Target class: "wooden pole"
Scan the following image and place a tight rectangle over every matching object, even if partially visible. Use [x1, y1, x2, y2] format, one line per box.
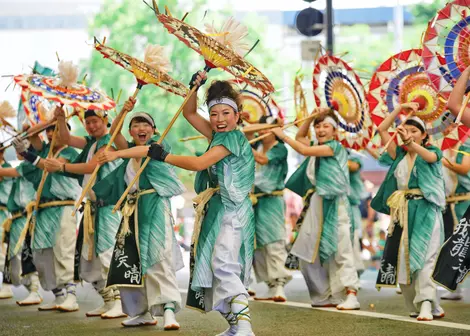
[456, 93, 470, 124]
[73, 86, 141, 213]
[380, 112, 415, 155]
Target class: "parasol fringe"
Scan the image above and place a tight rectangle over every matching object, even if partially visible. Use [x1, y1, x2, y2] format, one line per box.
[38, 101, 53, 121]
[0, 101, 16, 119]
[205, 17, 250, 56]
[58, 60, 79, 88]
[144, 44, 172, 73]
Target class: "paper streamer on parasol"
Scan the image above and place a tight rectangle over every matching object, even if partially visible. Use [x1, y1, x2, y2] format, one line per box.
[154, 6, 275, 93]
[20, 90, 52, 126]
[94, 38, 188, 98]
[294, 74, 311, 139]
[422, 0, 470, 101]
[312, 54, 373, 150]
[368, 48, 469, 150]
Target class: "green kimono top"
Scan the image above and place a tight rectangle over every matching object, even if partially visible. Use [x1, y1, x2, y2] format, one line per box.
[371, 145, 445, 274]
[93, 135, 185, 274]
[7, 174, 36, 259]
[192, 130, 255, 291]
[348, 157, 364, 206]
[253, 141, 288, 247]
[454, 143, 470, 220]
[64, 134, 122, 254]
[17, 142, 80, 249]
[0, 161, 13, 243]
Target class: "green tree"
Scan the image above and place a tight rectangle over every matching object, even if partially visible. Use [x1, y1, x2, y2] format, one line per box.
[410, 0, 447, 24]
[80, 0, 296, 185]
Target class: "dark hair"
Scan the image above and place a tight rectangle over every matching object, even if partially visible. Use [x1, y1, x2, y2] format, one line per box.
[129, 116, 155, 129]
[314, 110, 339, 127]
[258, 115, 280, 125]
[404, 119, 429, 145]
[205, 80, 243, 124]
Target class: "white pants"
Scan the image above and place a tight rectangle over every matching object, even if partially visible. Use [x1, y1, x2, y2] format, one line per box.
[205, 213, 248, 313]
[33, 206, 76, 291]
[300, 258, 330, 304]
[80, 246, 113, 286]
[254, 240, 292, 284]
[9, 252, 35, 288]
[353, 229, 365, 273]
[399, 215, 441, 306]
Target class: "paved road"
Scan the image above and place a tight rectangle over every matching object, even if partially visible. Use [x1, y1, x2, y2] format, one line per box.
[1, 253, 470, 336]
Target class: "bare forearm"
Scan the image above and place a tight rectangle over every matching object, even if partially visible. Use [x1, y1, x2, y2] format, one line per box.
[448, 69, 470, 118]
[378, 105, 402, 132]
[445, 162, 470, 175]
[408, 142, 437, 163]
[182, 91, 198, 119]
[0, 168, 20, 177]
[165, 154, 206, 171]
[58, 118, 70, 144]
[64, 162, 96, 175]
[252, 150, 268, 165]
[29, 135, 43, 152]
[295, 118, 313, 143]
[115, 146, 149, 159]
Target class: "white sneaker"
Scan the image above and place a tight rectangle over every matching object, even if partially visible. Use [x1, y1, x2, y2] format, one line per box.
[0, 284, 13, 299]
[216, 325, 237, 336]
[101, 299, 127, 319]
[38, 295, 65, 311]
[441, 289, 463, 301]
[17, 291, 42, 306]
[57, 293, 79, 312]
[254, 286, 275, 301]
[417, 301, 433, 321]
[235, 320, 255, 336]
[164, 308, 180, 330]
[121, 312, 157, 327]
[272, 285, 286, 303]
[336, 291, 360, 310]
[410, 305, 444, 319]
[311, 298, 338, 308]
[86, 300, 115, 317]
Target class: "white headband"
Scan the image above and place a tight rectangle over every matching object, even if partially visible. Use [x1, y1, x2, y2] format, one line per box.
[407, 116, 426, 131]
[131, 112, 155, 128]
[323, 116, 338, 129]
[207, 97, 239, 112]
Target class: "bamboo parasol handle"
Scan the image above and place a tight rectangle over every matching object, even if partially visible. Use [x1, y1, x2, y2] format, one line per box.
[34, 110, 62, 211]
[380, 112, 415, 155]
[249, 112, 320, 144]
[456, 93, 470, 124]
[73, 86, 141, 213]
[112, 73, 207, 213]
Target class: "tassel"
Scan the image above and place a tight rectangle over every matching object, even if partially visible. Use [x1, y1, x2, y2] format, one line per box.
[58, 60, 79, 87]
[0, 101, 16, 119]
[205, 17, 250, 56]
[144, 45, 172, 73]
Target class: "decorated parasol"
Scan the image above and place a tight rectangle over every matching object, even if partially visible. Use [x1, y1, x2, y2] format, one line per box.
[14, 60, 117, 211]
[112, 3, 275, 213]
[422, 0, 470, 119]
[74, 39, 190, 212]
[294, 74, 311, 139]
[312, 53, 373, 150]
[367, 48, 469, 151]
[19, 90, 53, 126]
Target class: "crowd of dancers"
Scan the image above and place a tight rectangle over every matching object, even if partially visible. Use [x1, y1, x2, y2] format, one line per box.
[0, 65, 469, 336]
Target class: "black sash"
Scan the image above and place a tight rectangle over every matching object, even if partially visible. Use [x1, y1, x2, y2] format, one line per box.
[432, 206, 470, 291]
[3, 231, 36, 284]
[285, 189, 315, 270]
[3, 232, 11, 284]
[376, 224, 403, 288]
[442, 204, 456, 241]
[74, 217, 84, 281]
[106, 215, 142, 287]
[186, 243, 206, 312]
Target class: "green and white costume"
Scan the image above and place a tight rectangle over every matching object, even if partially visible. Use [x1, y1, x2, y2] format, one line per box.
[287, 140, 359, 304]
[65, 134, 121, 291]
[0, 161, 13, 274]
[189, 130, 255, 313]
[252, 141, 291, 285]
[3, 173, 37, 287]
[348, 156, 365, 273]
[371, 146, 445, 306]
[94, 135, 185, 317]
[17, 143, 80, 291]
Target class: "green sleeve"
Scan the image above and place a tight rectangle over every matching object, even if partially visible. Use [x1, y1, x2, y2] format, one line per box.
[349, 157, 362, 168]
[92, 160, 128, 205]
[267, 143, 288, 164]
[324, 140, 341, 156]
[16, 161, 42, 189]
[210, 131, 242, 157]
[58, 147, 79, 162]
[285, 158, 314, 197]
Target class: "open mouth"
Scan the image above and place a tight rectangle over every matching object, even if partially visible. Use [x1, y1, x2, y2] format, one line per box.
[138, 133, 147, 142]
[216, 125, 227, 131]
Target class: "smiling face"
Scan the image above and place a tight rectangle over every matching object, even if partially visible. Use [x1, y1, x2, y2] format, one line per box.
[129, 120, 154, 145]
[85, 116, 107, 138]
[314, 120, 336, 144]
[209, 104, 240, 133]
[46, 128, 54, 143]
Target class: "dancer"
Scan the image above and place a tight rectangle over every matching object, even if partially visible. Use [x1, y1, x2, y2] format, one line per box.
[448, 65, 470, 127]
[348, 156, 366, 277]
[248, 116, 291, 302]
[440, 142, 470, 300]
[371, 102, 445, 321]
[10, 120, 81, 312]
[0, 148, 40, 306]
[44, 107, 125, 319]
[95, 99, 185, 330]
[96, 74, 255, 336]
[0, 147, 14, 299]
[272, 108, 361, 310]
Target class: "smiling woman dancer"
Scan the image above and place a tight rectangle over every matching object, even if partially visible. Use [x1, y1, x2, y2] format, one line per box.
[271, 109, 361, 311]
[371, 102, 445, 321]
[95, 99, 185, 330]
[97, 73, 255, 336]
